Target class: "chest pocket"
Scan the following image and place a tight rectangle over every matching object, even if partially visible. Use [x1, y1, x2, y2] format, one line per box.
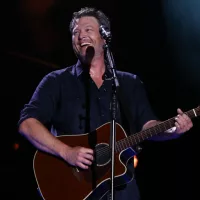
[53, 77, 88, 134]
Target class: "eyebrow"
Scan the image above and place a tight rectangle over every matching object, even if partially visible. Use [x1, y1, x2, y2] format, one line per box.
[74, 24, 94, 29]
[73, 25, 94, 34]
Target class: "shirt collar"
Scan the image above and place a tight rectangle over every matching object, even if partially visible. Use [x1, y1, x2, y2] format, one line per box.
[74, 59, 113, 79]
[74, 60, 84, 77]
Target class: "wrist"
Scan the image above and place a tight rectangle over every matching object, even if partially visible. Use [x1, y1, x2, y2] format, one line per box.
[59, 144, 72, 160]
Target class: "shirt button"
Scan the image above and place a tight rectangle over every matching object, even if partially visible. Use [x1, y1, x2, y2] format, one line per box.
[101, 113, 104, 117]
[104, 88, 107, 92]
[98, 97, 101, 100]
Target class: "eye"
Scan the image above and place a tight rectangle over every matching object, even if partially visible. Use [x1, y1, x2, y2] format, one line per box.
[73, 30, 79, 35]
[86, 28, 92, 32]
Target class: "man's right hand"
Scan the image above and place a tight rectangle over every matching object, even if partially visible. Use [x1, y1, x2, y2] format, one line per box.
[63, 146, 94, 169]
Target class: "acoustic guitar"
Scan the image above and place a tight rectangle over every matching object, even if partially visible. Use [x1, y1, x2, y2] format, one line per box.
[33, 106, 200, 200]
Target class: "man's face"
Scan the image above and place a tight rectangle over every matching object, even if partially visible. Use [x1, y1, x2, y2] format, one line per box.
[72, 16, 105, 59]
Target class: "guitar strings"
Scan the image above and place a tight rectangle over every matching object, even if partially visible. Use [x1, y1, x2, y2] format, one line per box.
[94, 107, 200, 160]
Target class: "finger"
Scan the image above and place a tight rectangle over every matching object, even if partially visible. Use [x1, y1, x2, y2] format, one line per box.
[181, 113, 193, 126]
[175, 115, 183, 127]
[80, 157, 93, 166]
[181, 113, 190, 121]
[84, 153, 94, 161]
[175, 114, 187, 126]
[77, 152, 93, 163]
[178, 114, 193, 129]
[177, 108, 184, 115]
[175, 109, 193, 132]
[175, 122, 182, 133]
[81, 147, 94, 155]
[77, 162, 89, 169]
[175, 121, 180, 130]
[175, 117, 191, 132]
[177, 108, 192, 121]
[177, 109, 192, 126]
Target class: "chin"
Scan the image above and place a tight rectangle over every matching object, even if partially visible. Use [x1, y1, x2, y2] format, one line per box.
[76, 54, 86, 62]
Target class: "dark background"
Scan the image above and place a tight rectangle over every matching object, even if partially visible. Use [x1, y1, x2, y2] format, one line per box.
[1, 0, 200, 199]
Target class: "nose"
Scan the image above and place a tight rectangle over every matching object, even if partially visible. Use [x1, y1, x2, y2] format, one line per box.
[78, 30, 86, 40]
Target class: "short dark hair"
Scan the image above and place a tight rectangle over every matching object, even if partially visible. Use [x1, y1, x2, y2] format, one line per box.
[69, 7, 110, 34]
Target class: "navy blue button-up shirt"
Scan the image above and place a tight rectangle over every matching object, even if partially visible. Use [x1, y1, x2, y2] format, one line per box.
[19, 60, 157, 137]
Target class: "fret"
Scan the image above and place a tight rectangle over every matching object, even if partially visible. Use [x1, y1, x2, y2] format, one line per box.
[116, 106, 200, 152]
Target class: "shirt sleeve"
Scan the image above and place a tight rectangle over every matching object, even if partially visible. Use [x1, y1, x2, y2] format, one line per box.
[134, 75, 159, 131]
[18, 72, 60, 127]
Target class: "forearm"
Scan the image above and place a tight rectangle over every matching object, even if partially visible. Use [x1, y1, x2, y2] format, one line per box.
[18, 118, 71, 158]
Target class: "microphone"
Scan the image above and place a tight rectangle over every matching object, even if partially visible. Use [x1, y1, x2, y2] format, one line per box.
[99, 25, 112, 42]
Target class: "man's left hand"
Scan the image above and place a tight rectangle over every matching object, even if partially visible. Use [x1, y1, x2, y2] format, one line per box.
[174, 108, 193, 134]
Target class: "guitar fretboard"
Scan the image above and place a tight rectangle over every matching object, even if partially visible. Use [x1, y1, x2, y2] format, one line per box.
[116, 107, 200, 152]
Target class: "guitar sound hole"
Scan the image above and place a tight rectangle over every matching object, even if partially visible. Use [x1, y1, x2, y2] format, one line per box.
[95, 143, 110, 166]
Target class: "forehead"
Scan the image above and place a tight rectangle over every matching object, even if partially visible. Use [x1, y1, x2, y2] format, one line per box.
[73, 16, 99, 30]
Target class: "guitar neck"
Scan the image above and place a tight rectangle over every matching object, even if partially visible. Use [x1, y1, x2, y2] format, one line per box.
[116, 107, 200, 152]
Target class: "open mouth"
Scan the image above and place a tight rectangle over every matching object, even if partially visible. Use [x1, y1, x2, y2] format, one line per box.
[80, 42, 92, 47]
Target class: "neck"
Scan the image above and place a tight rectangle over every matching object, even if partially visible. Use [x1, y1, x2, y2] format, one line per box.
[89, 56, 105, 78]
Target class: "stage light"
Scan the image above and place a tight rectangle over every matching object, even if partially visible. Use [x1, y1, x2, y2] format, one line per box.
[13, 142, 20, 150]
[134, 155, 138, 168]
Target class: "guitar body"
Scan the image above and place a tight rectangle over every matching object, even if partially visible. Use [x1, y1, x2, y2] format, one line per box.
[33, 106, 200, 199]
[33, 122, 136, 200]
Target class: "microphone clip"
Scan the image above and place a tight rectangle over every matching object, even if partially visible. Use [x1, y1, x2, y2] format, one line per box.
[99, 25, 112, 43]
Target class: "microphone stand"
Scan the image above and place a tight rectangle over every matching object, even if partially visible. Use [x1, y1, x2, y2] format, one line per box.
[103, 40, 120, 200]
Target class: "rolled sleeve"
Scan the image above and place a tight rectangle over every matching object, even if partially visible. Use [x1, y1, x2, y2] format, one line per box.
[18, 72, 60, 127]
